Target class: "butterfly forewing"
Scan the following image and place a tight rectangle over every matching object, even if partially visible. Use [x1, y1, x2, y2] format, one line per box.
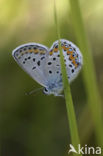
[12, 43, 49, 87]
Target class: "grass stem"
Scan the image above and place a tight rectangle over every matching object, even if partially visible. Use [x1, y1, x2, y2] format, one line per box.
[54, 1, 82, 155]
[69, 0, 103, 146]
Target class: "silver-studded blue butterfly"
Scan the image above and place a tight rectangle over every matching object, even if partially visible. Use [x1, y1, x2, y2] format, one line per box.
[12, 39, 83, 96]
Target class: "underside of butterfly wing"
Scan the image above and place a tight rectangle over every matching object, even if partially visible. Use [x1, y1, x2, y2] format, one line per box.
[12, 43, 49, 87]
[43, 39, 83, 95]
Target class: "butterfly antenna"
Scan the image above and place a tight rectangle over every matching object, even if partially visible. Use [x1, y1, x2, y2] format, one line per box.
[25, 87, 43, 95]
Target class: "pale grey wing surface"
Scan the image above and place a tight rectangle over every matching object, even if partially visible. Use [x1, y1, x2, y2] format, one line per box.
[43, 39, 83, 85]
[12, 43, 49, 87]
[43, 40, 62, 89]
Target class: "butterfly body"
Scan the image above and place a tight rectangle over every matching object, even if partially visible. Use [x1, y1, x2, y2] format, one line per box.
[12, 39, 83, 96]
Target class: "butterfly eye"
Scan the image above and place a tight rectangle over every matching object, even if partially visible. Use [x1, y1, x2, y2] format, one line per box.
[43, 88, 49, 95]
[45, 88, 48, 92]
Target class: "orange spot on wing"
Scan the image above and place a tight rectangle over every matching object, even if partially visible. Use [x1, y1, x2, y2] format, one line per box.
[62, 46, 67, 51]
[69, 55, 74, 60]
[40, 51, 45, 54]
[54, 48, 58, 52]
[67, 51, 73, 55]
[28, 49, 33, 53]
[72, 60, 78, 68]
[49, 51, 53, 55]
[34, 49, 38, 53]
[66, 47, 69, 50]
[62, 45, 69, 51]
[75, 64, 78, 68]
[72, 60, 76, 65]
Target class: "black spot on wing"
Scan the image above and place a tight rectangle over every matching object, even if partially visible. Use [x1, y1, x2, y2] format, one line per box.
[41, 56, 45, 60]
[69, 64, 72, 68]
[48, 62, 52, 65]
[37, 60, 40, 66]
[33, 58, 35, 62]
[71, 69, 74, 73]
[53, 58, 56, 61]
[32, 66, 36, 70]
[28, 56, 31, 59]
[49, 70, 52, 74]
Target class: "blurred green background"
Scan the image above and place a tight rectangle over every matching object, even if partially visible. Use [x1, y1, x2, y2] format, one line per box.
[0, 0, 103, 156]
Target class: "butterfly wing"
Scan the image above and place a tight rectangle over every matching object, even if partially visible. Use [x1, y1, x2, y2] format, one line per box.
[43, 39, 83, 88]
[12, 43, 49, 87]
[43, 41, 62, 87]
[59, 39, 83, 82]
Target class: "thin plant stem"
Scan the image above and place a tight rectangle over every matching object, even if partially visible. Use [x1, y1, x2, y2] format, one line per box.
[54, 1, 82, 155]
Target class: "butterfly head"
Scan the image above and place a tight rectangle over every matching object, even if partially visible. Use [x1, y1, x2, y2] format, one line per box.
[43, 83, 63, 96]
[43, 87, 50, 95]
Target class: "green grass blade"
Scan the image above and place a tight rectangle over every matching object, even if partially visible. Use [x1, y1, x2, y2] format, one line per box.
[69, 0, 103, 146]
[54, 1, 82, 155]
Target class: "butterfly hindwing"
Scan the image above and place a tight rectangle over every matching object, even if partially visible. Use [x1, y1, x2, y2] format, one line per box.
[44, 39, 83, 85]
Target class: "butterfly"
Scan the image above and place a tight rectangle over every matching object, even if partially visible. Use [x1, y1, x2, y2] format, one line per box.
[12, 39, 83, 96]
